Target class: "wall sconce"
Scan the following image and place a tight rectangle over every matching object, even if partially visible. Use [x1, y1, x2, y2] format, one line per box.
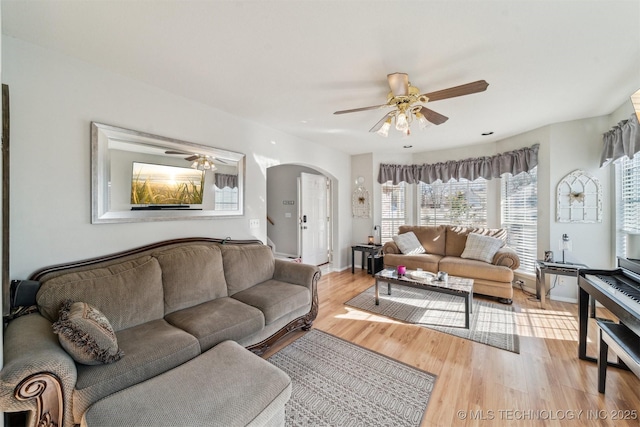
[559, 233, 572, 263]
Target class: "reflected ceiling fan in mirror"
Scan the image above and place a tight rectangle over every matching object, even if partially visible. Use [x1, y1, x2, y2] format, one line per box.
[165, 150, 228, 170]
[334, 73, 488, 137]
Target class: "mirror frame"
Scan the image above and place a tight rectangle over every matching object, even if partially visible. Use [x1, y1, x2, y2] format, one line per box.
[91, 122, 245, 223]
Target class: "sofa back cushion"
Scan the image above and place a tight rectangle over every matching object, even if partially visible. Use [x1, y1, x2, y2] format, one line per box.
[398, 225, 446, 255]
[153, 244, 228, 315]
[221, 244, 275, 295]
[37, 256, 164, 331]
[445, 226, 508, 257]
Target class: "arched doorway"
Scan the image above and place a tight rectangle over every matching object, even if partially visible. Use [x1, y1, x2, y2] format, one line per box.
[266, 164, 332, 267]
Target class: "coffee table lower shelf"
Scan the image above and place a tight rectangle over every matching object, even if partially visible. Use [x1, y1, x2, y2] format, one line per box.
[374, 270, 474, 329]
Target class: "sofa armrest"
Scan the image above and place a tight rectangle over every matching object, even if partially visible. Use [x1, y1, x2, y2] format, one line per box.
[382, 241, 401, 255]
[0, 312, 77, 427]
[493, 247, 520, 270]
[273, 259, 321, 290]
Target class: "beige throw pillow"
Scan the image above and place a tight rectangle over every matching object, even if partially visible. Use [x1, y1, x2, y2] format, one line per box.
[460, 232, 505, 264]
[52, 300, 124, 365]
[392, 232, 426, 255]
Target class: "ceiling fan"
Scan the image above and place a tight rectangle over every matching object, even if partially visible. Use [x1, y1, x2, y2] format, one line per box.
[334, 73, 488, 136]
[165, 150, 228, 164]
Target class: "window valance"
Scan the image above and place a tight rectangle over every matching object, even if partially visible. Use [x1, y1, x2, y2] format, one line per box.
[214, 173, 238, 189]
[600, 113, 640, 167]
[377, 144, 539, 185]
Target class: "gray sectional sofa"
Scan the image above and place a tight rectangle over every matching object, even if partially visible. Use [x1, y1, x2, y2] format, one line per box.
[0, 238, 320, 427]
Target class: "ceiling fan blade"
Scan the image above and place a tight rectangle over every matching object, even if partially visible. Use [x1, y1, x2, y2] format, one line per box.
[334, 104, 388, 115]
[421, 80, 489, 102]
[387, 73, 409, 97]
[369, 112, 395, 132]
[165, 150, 189, 155]
[184, 155, 199, 161]
[417, 106, 449, 125]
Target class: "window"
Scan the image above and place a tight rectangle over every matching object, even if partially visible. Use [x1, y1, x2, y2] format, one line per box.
[381, 182, 406, 243]
[616, 155, 640, 257]
[501, 167, 538, 273]
[417, 178, 487, 227]
[214, 186, 239, 211]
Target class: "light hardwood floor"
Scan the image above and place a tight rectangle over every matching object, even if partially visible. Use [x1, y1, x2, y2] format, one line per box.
[263, 269, 640, 427]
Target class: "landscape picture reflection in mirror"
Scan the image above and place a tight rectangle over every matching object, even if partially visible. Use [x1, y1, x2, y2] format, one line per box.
[131, 162, 204, 206]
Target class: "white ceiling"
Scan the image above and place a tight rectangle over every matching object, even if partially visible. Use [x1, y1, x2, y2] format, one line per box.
[2, 0, 640, 155]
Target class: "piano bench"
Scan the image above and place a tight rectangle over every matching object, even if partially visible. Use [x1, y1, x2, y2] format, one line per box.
[597, 320, 640, 394]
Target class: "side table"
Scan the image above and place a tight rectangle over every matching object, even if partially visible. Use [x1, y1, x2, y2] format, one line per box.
[535, 260, 589, 310]
[351, 244, 382, 276]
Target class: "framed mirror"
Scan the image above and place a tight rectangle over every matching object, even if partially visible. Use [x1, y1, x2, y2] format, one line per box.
[91, 122, 245, 223]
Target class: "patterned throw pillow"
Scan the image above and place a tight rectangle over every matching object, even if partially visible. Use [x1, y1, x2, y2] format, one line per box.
[392, 232, 426, 255]
[460, 232, 505, 263]
[52, 300, 124, 365]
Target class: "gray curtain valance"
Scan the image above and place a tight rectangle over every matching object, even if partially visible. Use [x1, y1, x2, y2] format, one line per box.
[600, 113, 640, 167]
[214, 173, 238, 189]
[378, 144, 539, 185]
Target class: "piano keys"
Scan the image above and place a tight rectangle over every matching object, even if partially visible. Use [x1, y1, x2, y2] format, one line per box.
[578, 257, 640, 365]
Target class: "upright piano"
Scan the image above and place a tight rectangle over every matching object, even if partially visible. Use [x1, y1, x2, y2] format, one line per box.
[578, 257, 640, 365]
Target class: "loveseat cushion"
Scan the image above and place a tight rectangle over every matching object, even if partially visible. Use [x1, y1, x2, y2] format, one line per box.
[445, 226, 507, 257]
[221, 244, 275, 295]
[72, 319, 200, 423]
[37, 256, 164, 331]
[165, 297, 265, 353]
[383, 253, 442, 272]
[392, 232, 425, 255]
[460, 233, 505, 263]
[232, 279, 311, 324]
[153, 245, 228, 315]
[398, 225, 446, 255]
[438, 256, 514, 283]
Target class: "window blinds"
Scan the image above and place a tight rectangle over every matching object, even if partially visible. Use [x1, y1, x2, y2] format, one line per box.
[418, 178, 488, 227]
[381, 182, 406, 243]
[501, 167, 538, 273]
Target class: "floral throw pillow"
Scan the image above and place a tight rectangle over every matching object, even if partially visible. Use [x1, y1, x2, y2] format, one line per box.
[52, 300, 124, 365]
[392, 232, 426, 255]
[460, 232, 505, 264]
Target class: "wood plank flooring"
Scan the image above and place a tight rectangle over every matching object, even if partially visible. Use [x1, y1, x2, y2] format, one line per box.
[263, 269, 640, 427]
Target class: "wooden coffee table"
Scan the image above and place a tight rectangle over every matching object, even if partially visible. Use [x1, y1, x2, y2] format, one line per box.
[374, 269, 474, 329]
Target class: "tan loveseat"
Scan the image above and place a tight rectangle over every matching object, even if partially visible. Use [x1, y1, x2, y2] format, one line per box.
[382, 225, 519, 303]
[0, 238, 320, 427]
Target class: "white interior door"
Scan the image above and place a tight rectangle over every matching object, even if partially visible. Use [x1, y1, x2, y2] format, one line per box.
[299, 172, 328, 266]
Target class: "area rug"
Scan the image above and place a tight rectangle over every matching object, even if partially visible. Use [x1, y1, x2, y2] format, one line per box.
[267, 329, 436, 427]
[345, 284, 520, 353]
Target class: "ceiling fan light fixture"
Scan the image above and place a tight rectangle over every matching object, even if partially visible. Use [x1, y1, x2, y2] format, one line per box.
[395, 112, 409, 132]
[191, 156, 216, 171]
[415, 112, 430, 130]
[377, 119, 392, 137]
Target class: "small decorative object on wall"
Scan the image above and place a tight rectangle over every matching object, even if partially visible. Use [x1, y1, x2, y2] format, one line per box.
[352, 176, 370, 218]
[556, 169, 602, 223]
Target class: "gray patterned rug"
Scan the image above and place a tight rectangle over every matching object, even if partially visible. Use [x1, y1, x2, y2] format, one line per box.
[268, 329, 436, 427]
[345, 284, 520, 353]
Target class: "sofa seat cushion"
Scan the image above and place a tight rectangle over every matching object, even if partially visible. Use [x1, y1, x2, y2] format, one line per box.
[383, 253, 442, 273]
[165, 297, 265, 353]
[438, 256, 514, 283]
[232, 280, 311, 324]
[72, 319, 200, 423]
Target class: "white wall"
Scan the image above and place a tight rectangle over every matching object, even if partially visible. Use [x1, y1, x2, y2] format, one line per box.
[3, 37, 352, 279]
